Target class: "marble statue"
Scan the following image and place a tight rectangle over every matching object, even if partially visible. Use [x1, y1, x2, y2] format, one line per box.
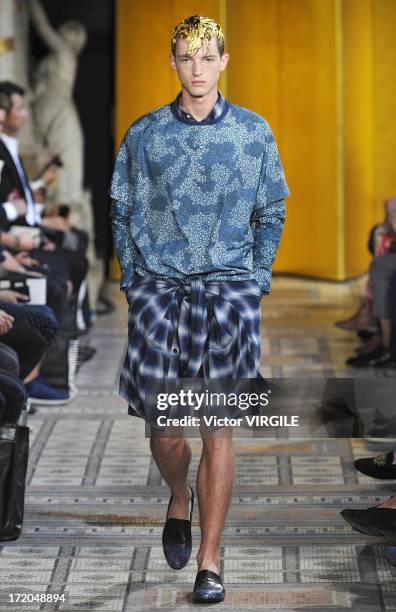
[29, 0, 87, 209]
[28, 0, 103, 309]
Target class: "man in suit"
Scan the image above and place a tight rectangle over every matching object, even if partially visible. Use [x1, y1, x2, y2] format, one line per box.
[0, 84, 91, 404]
[0, 88, 30, 230]
[0, 81, 89, 323]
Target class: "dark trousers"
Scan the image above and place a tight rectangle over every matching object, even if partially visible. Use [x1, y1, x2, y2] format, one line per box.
[0, 318, 46, 379]
[0, 343, 19, 377]
[389, 271, 396, 358]
[0, 301, 58, 347]
[0, 370, 26, 424]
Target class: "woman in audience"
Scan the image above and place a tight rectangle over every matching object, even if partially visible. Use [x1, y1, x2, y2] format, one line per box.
[336, 197, 396, 367]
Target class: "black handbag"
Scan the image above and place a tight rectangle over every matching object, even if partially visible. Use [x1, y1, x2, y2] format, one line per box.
[0, 425, 29, 541]
[40, 331, 79, 395]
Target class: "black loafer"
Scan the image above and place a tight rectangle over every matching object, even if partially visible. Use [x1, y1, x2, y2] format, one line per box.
[340, 506, 396, 537]
[345, 345, 388, 367]
[193, 569, 225, 604]
[162, 485, 194, 570]
[354, 452, 396, 480]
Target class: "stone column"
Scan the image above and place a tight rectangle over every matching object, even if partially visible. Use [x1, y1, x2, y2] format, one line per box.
[0, 0, 38, 156]
[0, 0, 15, 80]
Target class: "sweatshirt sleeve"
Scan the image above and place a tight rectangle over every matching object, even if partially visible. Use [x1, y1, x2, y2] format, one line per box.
[108, 130, 138, 292]
[252, 122, 290, 294]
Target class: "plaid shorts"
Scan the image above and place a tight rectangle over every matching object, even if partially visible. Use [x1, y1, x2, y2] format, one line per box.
[120, 274, 262, 420]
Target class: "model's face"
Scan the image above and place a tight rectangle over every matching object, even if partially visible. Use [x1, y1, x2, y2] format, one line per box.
[170, 37, 229, 97]
[4, 94, 28, 135]
[0, 109, 5, 133]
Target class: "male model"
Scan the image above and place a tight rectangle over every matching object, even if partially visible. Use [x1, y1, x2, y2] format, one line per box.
[110, 15, 289, 603]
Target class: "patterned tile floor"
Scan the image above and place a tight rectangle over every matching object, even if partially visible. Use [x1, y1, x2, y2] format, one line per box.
[1, 276, 396, 611]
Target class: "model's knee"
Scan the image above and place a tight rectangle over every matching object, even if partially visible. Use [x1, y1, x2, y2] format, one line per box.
[202, 434, 233, 453]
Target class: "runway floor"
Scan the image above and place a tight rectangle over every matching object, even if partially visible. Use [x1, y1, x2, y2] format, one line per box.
[1, 276, 396, 611]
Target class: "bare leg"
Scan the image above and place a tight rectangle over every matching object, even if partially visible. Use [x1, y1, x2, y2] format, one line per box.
[23, 363, 40, 384]
[196, 423, 235, 573]
[379, 496, 396, 509]
[150, 426, 192, 519]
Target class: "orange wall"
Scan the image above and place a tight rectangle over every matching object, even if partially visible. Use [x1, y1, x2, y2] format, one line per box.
[343, 0, 374, 277]
[227, 0, 340, 278]
[372, 0, 396, 220]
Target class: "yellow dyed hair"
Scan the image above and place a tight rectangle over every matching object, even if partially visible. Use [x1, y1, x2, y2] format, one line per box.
[171, 15, 225, 57]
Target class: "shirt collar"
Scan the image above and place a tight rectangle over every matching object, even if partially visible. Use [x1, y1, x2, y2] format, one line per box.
[175, 90, 226, 123]
[0, 133, 19, 159]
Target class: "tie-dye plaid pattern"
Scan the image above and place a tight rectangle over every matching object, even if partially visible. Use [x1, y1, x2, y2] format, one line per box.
[119, 275, 262, 420]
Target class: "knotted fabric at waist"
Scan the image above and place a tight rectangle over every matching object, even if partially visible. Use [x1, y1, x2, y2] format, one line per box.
[127, 274, 262, 380]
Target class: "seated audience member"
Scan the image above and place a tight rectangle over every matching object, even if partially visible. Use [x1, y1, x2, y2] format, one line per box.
[0, 81, 89, 328]
[335, 198, 392, 339]
[0, 244, 66, 322]
[0, 299, 66, 403]
[388, 270, 396, 360]
[336, 197, 396, 367]
[1, 231, 67, 403]
[0, 250, 70, 403]
[341, 449, 396, 537]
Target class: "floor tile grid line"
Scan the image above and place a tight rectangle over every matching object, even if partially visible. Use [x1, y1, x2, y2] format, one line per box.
[40, 545, 75, 611]
[82, 420, 114, 486]
[136, 545, 152, 608]
[278, 455, 291, 486]
[283, 545, 295, 585]
[26, 420, 58, 486]
[121, 547, 137, 612]
[318, 336, 335, 378]
[341, 453, 361, 487]
[268, 336, 282, 378]
[356, 543, 387, 612]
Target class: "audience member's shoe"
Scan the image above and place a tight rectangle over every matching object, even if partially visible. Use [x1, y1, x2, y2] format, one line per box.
[193, 570, 225, 603]
[357, 329, 376, 341]
[78, 345, 97, 365]
[354, 452, 396, 479]
[162, 486, 194, 570]
[346, 345, 387, 366]
[372, 352, 396, 367]
[340, 506, 396, 537]
[354, 334, 381, 354]
[25, 375, 70, 406]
